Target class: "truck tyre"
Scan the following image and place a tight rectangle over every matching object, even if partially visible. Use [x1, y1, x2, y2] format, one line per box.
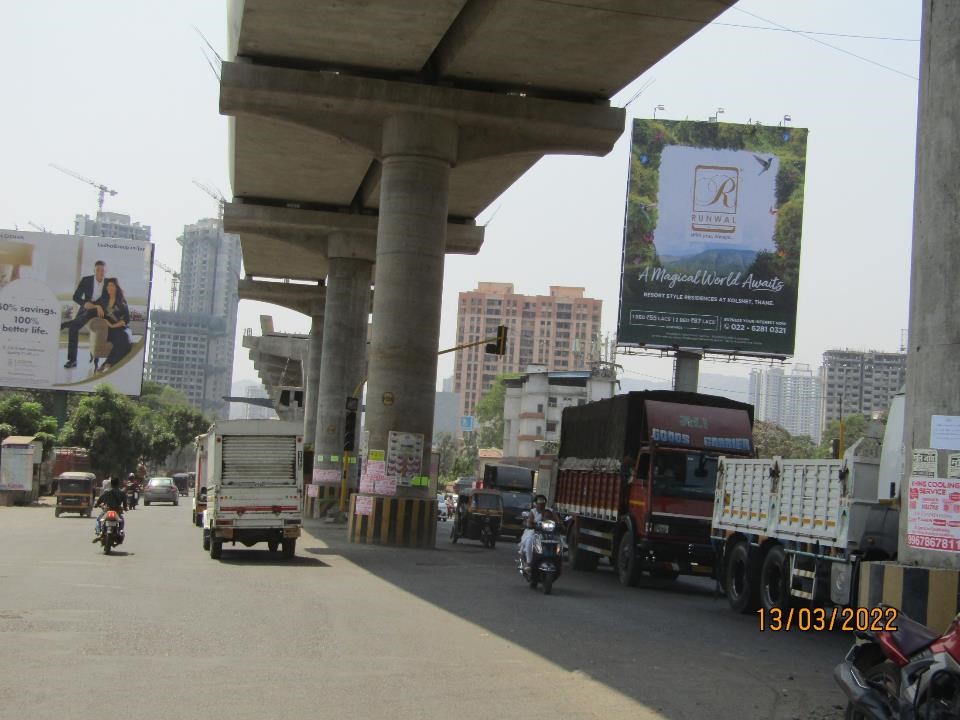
[569, 529, 598, 571]
[268, 540, 278, 553]
[281, 539, 295, 559]
[54, 509, 61, 517]
[209, 537, 222, 559]
[759, 545, 791, 612]
[202, 528, 210, 551]
[726, 541, 759, 613]
[617, 532, 641, 587]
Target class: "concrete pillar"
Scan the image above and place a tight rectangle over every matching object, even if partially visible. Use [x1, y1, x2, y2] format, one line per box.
[314, 235, 373, 502]
[898, 0, 960, 571]
[672, 351, 701, 393]
[365, 114, 458, 498]
[302, 310, 324, 453]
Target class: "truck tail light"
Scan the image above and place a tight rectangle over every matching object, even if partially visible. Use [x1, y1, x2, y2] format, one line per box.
[215, 519, 234, 526]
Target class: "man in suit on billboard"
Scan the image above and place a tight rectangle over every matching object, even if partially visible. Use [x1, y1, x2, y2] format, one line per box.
[61, 259, 106, 369]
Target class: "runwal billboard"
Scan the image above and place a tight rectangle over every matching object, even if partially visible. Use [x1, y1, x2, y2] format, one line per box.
[0, 229, 154, 396]
[617, 119, 808, 357]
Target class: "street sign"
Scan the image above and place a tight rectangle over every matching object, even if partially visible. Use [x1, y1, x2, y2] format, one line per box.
[460, 416, 475, 432]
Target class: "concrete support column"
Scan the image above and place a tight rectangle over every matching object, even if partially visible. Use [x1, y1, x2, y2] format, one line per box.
[302, 310, 324, 453]
[314, 235, 373, 507]
[365, 114, 458, 499]
[672, 351, 701, 393]
[898, 0, 960, 571]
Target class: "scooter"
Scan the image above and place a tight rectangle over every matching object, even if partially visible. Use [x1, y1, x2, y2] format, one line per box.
[834, 603, 960, 719]
[125, 486, 138, 510]
[517, 515, 564, 595]
[97, 509, 125, 555]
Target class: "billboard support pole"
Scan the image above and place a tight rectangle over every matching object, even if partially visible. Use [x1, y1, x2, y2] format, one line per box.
[52, 391, 68, 430]
[672, 351, 701, 392]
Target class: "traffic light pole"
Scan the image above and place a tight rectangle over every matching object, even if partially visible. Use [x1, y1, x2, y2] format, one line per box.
[437, 324, 508, 356]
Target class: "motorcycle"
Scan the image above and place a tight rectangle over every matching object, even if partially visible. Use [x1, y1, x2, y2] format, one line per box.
[517, 515, 564, 594]
[125, 485, 138, 510]
[98, 509, 125, 555]
[834, 603, 960, 719]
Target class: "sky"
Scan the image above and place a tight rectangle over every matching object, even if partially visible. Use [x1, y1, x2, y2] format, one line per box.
[0, 1, 923, 402]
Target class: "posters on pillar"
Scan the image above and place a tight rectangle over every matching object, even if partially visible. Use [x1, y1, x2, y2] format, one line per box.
[931, 416, 960, 450]
[617, 120, 808, 357]
[359, 430, 370, 460]
[907, 475, 960, 552]
[355, 495, 373, 516]
[949, 454, 960, 479]
[0, 230, 154, 395]
[306, 484, 319, 498]
[312, 468, 341, 486]
[912, 449, 938, 477]
[387, 431, 424, 487]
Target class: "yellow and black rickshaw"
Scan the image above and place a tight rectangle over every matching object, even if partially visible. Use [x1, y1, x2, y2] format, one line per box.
[54, 472, 98, 517]
[450, 488, 503, 548]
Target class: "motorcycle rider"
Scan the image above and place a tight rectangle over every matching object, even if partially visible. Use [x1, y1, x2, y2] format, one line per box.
[519, 494, 560, 566]
[125, 473, 138, 509]
[92, 476, 128, 542]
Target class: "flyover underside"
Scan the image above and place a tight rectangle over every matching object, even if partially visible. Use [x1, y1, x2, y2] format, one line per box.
[224, 0, 731, 541]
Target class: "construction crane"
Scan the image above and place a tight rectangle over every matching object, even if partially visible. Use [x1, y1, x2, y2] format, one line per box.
[49, 164, 118, 213]
[153, 259, 181, 310]
[27, 221, 48, 233]
[192, 179, 226, 220]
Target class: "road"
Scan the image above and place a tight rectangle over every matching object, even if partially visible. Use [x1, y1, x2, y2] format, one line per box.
[0, 499, 851, 720]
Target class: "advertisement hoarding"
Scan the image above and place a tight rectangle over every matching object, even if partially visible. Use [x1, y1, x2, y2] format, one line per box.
[0, 229, 154, 396]
[617, 119, 808, 356]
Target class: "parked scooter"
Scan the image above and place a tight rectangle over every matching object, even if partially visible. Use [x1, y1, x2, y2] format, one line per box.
[834, 603, 960, 719]
[517, 513, 565, 594]
[97, 509, 125, 555]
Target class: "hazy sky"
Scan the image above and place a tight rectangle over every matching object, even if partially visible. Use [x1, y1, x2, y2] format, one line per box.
[0, 1, 922, 400]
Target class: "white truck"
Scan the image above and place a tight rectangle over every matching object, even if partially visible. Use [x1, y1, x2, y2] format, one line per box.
[712, 392, 905, 614]
[200, 420, 304, 560]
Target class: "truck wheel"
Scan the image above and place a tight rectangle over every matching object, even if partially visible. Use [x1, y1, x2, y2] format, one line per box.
[569, 529, 598, 571]
[726, 541, 759, 613]
[281, 539, 295, 559]
[617, 532, 641, 587]
[759, 545, 790, 612]
[268, 540, 278, 553]
[202, 529, 210, 551]
[209, 537, 222, 559]
[54, 509, 61, 517]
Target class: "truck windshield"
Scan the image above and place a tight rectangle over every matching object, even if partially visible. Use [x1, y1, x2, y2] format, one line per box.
[500, 491, 531, 510]
[652, 452, 718, 500]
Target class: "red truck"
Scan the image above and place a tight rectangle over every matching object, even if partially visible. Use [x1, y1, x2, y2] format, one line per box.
[42, 447, 93, 495]
[556, 391, 754, 586]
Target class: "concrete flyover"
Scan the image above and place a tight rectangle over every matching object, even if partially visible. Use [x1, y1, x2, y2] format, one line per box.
[222, 0, 731, 541]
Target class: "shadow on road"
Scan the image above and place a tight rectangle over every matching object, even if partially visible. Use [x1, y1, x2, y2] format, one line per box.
[304, 519, 847, 720]
[217, 549, 329, 567]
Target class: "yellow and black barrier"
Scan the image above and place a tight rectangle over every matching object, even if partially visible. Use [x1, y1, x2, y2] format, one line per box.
[347, 494, 437, 548]
[859, 560, 960, 633]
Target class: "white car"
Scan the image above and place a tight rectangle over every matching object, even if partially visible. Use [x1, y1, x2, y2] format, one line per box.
[436, 494, 448, 522]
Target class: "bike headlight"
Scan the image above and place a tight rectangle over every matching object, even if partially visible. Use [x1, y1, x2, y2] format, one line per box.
[541, 521, 555, 532]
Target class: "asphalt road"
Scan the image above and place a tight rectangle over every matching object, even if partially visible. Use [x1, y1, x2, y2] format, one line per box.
[1, 500, 852, 720]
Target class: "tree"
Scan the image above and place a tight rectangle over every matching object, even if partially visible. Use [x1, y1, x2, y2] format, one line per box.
[0, 393, 59, 453]
[753, 420, 818, 459]
[474, 373, 519, 449]
[451, 433, 478, 479]
[435, 432, 458, 484]
[59, 386, 148, 477]
[818, 414, 870, 458]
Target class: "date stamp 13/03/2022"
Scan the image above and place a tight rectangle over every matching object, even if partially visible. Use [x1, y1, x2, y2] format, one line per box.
[758, 606, 899, 632]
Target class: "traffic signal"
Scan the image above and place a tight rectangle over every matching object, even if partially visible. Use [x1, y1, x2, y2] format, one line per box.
[343, 396, 359, 452]
[485, 325, 508, 355]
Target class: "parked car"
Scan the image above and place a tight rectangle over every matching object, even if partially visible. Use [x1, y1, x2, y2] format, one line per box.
[143, 477, 179, 506]
[436, 493, 448, 522]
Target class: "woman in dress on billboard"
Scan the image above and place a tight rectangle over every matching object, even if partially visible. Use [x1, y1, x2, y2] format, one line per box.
[95, 277, 132, 373]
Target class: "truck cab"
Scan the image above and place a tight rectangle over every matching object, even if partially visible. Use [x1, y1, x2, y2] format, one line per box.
[480, 463, 535, 539]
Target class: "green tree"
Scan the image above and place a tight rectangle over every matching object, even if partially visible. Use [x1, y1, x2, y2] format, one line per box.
[818, 414, 870, 457]
[0, 393, 59, 453]
[435, 432, 458, 484]
[451, 433, 478, 479]
[753, 420, 819, 459]
[474, 373, 519, 449]
[59, 386, 148, 477]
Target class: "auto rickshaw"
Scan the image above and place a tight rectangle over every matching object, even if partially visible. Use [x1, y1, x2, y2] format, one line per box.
[54, 472, 98, 517]
[450, 488, 503, 548]
[172, 473, 190, 497]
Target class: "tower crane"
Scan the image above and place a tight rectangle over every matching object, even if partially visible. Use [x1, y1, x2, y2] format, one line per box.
[192, 179, 226, 220]
[153, 259, 181, 310]
[49, 164, 118, 213]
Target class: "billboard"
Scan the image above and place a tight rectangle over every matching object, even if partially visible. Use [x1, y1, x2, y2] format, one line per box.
[618, 119, 808, 356]
[0, 229, 154, 395]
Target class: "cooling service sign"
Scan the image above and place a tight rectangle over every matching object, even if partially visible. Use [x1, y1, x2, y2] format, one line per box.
[0, 229, 154, 396]
[617, 119, 808, 357]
